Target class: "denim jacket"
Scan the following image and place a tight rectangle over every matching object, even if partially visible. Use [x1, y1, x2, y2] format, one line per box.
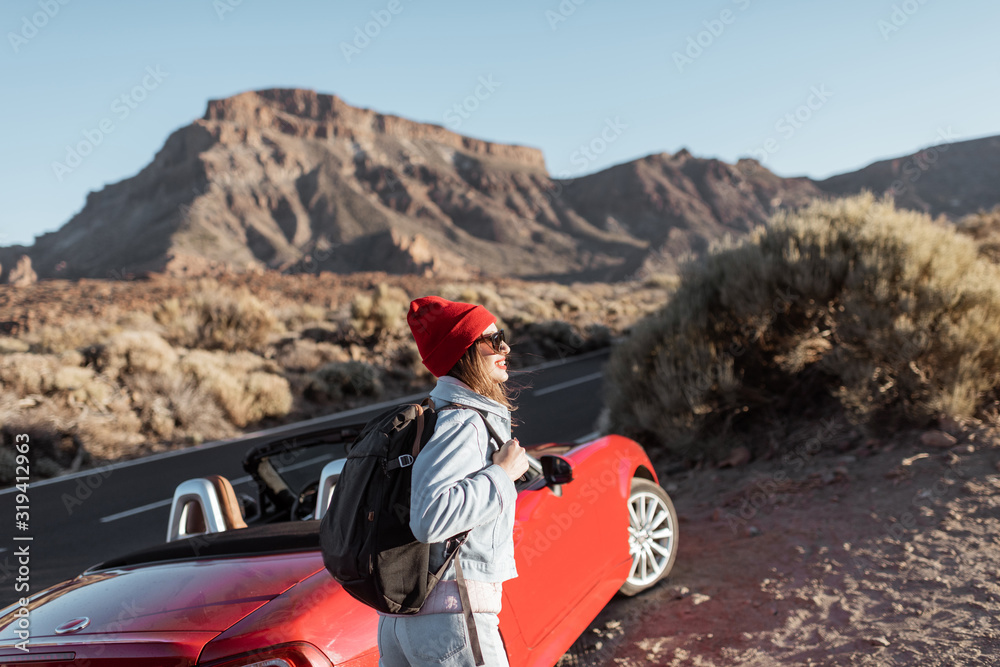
[409, 376, 518, 583]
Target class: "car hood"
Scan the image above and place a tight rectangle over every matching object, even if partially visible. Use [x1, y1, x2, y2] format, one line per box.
[0, 552, 324, 640]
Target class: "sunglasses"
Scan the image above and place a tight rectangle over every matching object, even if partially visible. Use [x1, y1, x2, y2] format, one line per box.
[476, 329, 508, 353]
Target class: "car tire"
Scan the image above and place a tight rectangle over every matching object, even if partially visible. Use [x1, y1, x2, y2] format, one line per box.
[619, 478, 678, 596]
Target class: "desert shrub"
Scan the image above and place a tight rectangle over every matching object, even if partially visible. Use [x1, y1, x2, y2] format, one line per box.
[0, 353, 112, 407]
[957, 205, 1000, 263]
[123, 371, 232, 442]
[350, 283, 409, 338]
[74, 410, 145, 460]
[0, 422, 88, 482]
[532, 283, 587, 315]
[0, 338, 29, 354]
[53, 365, 116, 409]
[272, 338, 349, 373]
[393, 342, 433, 382]
[22, 319, 120, 355]
[273, 303, 328, 332]
[0, 353, 60, 395]
[99, 331, 179, 379]
[193, 287, 277, 352]
[512, 320, 610, 364]
[641, 272, 682, 290]
[180, 350, 292, 427]
[153, 297, 198, 345]
[156, 283, 277, 352]
[440, 283, 507, 317]
[308, 361, 384, 401]
[606, 194, 1000, 460]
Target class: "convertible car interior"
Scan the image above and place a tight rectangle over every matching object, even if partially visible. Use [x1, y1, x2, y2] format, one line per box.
[163, 419, 557, 544]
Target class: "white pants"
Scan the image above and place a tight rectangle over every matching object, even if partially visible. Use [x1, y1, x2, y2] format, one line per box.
[377, 612, 509, 666]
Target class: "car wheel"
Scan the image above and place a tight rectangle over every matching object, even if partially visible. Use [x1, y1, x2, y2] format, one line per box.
[619, 478, 678, 596]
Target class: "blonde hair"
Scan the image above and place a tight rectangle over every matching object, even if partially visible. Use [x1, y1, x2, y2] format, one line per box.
[447, 343, 516, 411]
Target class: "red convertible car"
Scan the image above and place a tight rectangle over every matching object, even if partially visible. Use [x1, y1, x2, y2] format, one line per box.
[0, 419, 678, 666]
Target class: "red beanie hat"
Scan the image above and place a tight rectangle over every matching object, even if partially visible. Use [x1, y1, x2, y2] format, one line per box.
[407, 296, 497, 377]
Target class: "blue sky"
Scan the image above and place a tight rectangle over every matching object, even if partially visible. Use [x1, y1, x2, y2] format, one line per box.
[3, 0, 997, 247]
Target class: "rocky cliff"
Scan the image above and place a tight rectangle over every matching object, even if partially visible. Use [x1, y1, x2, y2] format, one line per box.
[4, 89, 996, 283]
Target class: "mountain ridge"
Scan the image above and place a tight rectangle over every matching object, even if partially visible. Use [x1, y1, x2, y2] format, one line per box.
[3, 88, 996, 283]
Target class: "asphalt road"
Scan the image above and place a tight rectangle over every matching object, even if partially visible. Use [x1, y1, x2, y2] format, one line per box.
[0, 350, 610, 603]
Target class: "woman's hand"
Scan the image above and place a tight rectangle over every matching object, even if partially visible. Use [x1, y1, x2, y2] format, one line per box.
[492, 438, 529, 482]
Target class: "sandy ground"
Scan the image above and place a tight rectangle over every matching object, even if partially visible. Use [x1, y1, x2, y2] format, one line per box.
[559, 423, 1000, 666]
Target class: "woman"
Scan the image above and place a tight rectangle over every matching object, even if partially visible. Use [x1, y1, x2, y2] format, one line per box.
[377, 296, 529, 666]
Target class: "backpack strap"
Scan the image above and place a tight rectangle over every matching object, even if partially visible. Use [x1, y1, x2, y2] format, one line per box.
[429, 400, 502, 666]
[384, 403, 428, 472]
[455, 550, 485, 666]
[437, 401, 507, 449]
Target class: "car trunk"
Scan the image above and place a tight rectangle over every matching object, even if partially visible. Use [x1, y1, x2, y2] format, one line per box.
[0, 553, 324, 653]
[0, 632, 214, 666]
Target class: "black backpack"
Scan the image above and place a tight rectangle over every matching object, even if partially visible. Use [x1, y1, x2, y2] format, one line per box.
[320, 398, 504, 665]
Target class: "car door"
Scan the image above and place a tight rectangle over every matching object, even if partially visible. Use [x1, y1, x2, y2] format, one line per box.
[501, 448, 629, 652]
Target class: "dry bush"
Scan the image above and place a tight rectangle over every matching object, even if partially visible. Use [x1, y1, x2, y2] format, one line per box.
[439, 283, 507, 318]
[179, 350, 292, 427]
[395, 342, 433, 382]
[957, 205, 1000, 263]
[22, 319, 120, 354]
[99, 331, 179, 379]
[530, 283, 587, 316]
[0, 424, 82, 482]
[0, 338, 29, 354]
[153, 297, 198, 345]
[511, 320, 610, 365]
[193, 287, 278, 352]
[272, 303, 328, 332]
[495, 288, 559, 325]
[156, 281, 278, 352]
[54, 365, 116, 410]
[0, 353, 113, 409]
[641, 272, 682, 290]
[124, 371, 233, 442]
[0, 353, 61, 395]
[272, 338, 350, 373]
[308, 361, 384, 401]
[350, 283, 409, 338]
[74, 410, 145, 460]
[606, 193, 1000, 460]
[0, 392, 95, 480]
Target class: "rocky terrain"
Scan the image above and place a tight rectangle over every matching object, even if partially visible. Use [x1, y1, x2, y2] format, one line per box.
[559, 419, 1000, 666]
[4, 88, 996, 285]
[0, 271, 674, 477]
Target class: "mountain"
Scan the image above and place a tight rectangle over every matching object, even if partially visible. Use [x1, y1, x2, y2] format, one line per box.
[2, 89, 997, 283]
[814, 133, 1000, 217]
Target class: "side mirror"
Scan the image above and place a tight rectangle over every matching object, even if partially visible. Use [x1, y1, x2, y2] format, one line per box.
[541, 455, 574, 486]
